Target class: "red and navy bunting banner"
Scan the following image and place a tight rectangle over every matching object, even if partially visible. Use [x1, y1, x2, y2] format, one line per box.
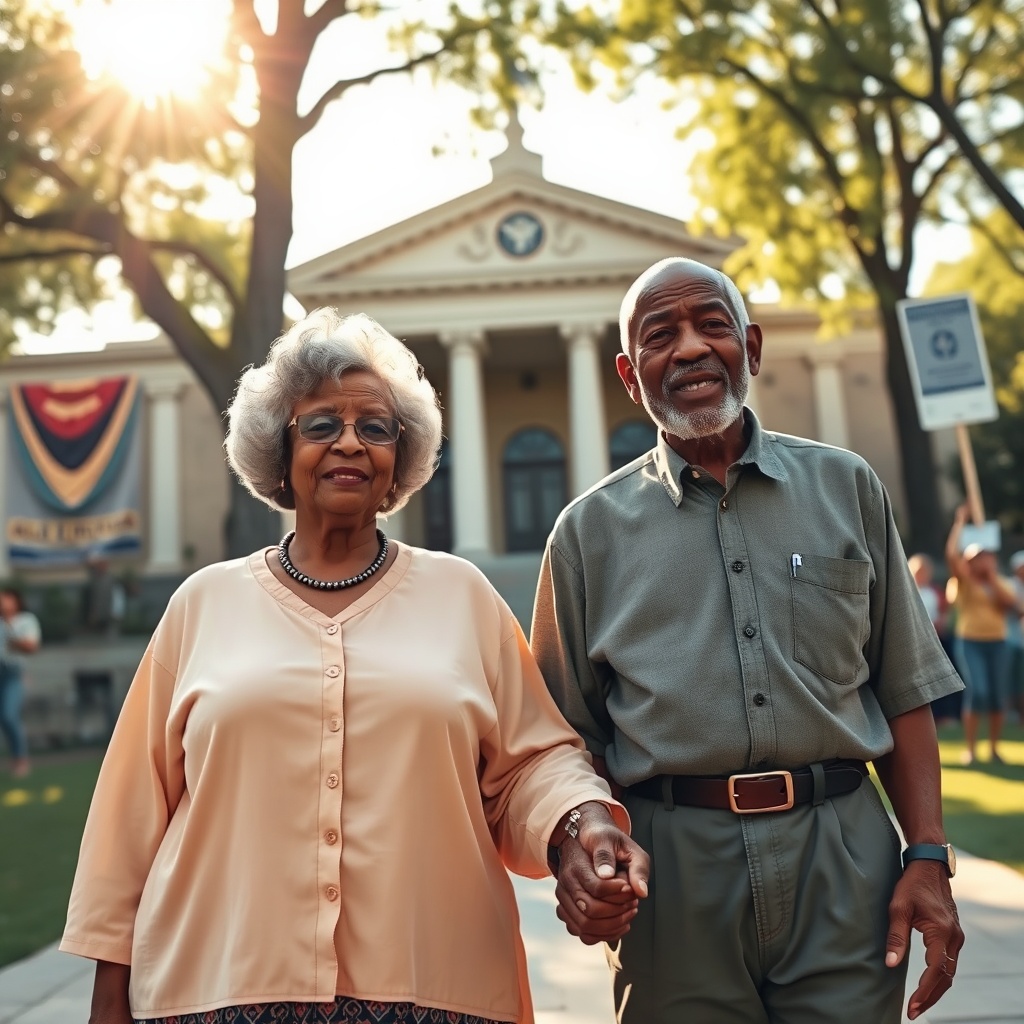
[5, 376, 143, 564]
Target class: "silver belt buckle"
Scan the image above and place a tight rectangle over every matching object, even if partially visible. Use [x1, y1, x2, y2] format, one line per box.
[727, 769, 795, 814]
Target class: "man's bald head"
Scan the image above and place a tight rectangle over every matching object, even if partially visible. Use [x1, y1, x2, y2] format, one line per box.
[618, 258, 750, 354]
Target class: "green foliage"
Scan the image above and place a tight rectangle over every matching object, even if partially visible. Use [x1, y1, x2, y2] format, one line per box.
[0, 1, 249, 348]
[928, 212, 1024, 532]
[543, 0, 1024, 314]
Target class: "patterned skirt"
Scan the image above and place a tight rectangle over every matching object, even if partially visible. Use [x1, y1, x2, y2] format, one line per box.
[136, 999, 509, 1024]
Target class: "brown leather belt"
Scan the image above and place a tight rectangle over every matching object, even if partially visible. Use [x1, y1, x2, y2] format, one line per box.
[628, 760, 868, 814]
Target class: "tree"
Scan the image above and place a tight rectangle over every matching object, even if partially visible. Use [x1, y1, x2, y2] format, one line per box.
[928, 211, 1024, 534]
[542, 0, 1024, 553]
[0, 0, 518, 557]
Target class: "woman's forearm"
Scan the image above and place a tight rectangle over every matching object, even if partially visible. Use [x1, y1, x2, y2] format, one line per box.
[89, 960, 132, 1024]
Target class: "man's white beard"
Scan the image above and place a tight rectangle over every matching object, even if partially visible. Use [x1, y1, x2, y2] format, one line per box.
[640, 359, 750, 441]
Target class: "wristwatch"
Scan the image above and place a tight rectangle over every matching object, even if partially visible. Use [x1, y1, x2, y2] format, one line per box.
[902, 843, 956, 877]
[548, 807, 584, 875]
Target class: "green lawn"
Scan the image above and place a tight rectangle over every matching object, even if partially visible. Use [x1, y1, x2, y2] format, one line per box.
[2, 729, 1023, 969]
[934, 722, 1024, 875]
[0, 754, 102, 968]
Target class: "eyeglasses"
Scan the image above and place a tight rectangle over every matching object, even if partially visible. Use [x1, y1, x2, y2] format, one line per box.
[288, 413, 403, 446]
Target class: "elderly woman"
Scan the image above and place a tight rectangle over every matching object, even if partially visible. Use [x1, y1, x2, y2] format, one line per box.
[61, 310, 647, 1024]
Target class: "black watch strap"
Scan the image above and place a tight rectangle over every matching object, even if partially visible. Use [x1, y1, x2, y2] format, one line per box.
[902, 843, 954, 876]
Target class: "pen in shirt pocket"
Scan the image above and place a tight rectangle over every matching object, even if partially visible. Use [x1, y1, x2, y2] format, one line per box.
[791, 553, 802, 578]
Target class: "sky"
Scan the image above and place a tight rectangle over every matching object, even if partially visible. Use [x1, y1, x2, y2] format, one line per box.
[16, 0, 973, 352]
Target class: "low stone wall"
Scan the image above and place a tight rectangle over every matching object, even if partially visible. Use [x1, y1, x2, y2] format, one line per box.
[19, 639, 149, 749]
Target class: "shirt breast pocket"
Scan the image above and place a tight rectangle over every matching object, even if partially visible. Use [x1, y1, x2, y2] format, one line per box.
[791, 554, 872, 686]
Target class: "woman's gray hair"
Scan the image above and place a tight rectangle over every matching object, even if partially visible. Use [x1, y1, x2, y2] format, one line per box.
[225, 309, 442, 516]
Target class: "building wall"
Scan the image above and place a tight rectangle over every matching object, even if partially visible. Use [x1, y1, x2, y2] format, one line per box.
[842, 351, 906, 516]
[755, 357, 818, 441]
[483, 363, 570, 552]
[180, 382, 232, 571]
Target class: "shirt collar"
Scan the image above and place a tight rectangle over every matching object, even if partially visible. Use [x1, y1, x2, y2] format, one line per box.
[652, 407, 789, 507]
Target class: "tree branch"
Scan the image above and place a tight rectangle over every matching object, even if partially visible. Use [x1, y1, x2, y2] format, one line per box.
[23, 153, 82, 193]
[0, 195, 234, 401]
[953, 20, 996, 102]
[722, 60, 857, 226]
[147, 239, 243, 315]
[916, 146, 962, 207]
[305, 0, 350, 43]
[969, 215, 1024, 276]
[231, 0, 266, 49]
[298, 45, 452, 137]
[886, 102, 919, 282]
[924, 95, 1024, 228]
[0, 244, 109, 265]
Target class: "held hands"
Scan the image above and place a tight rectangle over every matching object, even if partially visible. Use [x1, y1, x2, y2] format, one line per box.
[885, 860, 964, 1020]
[552, 802, 650, 946]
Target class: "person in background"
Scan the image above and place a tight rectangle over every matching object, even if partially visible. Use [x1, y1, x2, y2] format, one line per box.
[945, 505, 1018, 764]
[1007, 551, 1024, 723]
[61, 310, 647, 1024]
[0, 586, 42, 778]
[909, 554, 960, 725]
[81, 555, 125, 639]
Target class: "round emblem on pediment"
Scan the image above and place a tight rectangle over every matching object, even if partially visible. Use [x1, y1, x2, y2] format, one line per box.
[496, 211, 544, 258]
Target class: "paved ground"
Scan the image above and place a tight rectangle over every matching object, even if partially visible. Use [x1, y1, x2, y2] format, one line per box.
[1, 843, 1021, 1024]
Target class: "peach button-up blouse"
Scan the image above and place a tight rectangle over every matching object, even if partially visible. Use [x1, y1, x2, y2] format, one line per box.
[61, 545, 626, 1022]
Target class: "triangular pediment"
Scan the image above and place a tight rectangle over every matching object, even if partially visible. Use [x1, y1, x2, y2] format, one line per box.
[288, 169, 735, 305]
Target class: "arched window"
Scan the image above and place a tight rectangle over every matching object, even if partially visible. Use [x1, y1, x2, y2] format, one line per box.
[422, 439, 452, 551]
[609, 419, 657, 471]
[503, 428, 567, 553]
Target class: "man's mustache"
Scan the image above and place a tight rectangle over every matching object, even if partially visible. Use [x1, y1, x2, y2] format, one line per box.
[663, 359, 729, 391]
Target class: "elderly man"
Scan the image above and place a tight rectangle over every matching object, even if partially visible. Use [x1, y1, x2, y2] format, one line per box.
[532, 257, 964, 1023]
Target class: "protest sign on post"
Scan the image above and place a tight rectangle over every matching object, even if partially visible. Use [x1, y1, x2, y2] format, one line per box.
[896, 293, 998, 526]
[895, 293, 998, 431]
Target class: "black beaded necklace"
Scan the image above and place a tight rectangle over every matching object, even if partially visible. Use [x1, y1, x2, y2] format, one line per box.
[277, 530, 389, 591]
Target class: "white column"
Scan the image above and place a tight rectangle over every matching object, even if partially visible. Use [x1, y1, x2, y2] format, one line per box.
[809, 356, 850, 449]
[0, 392, 9, 578]
[382, 503, 407, 543]
[439, 330, 492, 556]
[146, 381, 184, 571]
[745, 374, 762, 419]
[561, 322, 610, 496]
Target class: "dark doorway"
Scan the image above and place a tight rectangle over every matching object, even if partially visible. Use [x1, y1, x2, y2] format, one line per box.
[609, 419, 657, 471]
[422, 439, 452, 551]
[503, 428, 567, 553]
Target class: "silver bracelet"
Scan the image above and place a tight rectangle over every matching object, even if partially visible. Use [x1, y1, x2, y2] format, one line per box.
[564, 807, 583, 839]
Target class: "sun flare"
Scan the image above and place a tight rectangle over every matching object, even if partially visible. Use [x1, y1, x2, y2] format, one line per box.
[70, 0, 231, 104]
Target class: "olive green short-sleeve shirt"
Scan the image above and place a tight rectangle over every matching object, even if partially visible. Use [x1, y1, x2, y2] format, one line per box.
[531, 411, 962, 786]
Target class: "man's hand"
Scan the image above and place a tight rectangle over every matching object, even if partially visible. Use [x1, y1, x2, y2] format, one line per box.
[885, 860, 964, 1021]
[552, 802, 649, 945]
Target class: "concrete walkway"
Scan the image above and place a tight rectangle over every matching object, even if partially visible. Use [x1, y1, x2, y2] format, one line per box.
[2, 847, 1021, 1024]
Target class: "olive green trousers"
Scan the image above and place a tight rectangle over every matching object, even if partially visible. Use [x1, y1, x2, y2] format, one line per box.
[608, 780, 907, 1023]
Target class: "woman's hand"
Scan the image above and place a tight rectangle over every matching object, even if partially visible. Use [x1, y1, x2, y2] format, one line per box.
[551, 802, 649, 945]
[89, 961, 133, 1024]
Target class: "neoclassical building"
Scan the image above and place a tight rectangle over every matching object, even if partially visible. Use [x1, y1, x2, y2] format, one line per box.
[1, 122, 945, 582]
[287, 122, 922, 557]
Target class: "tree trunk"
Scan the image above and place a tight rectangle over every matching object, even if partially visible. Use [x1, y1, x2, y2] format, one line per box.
[221, 121, 297, 559]
[225, 470, 283, 559]
[879, 300, 945, 556]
